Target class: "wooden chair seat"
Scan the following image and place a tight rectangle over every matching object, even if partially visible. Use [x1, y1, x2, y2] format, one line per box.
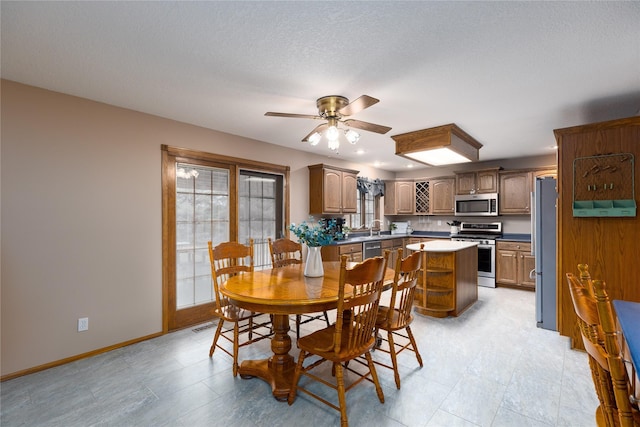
[288, 253, 389, 427]
[296, 324, 376, 363]
[214, 303, 259, 322]
[375, 306, 415, 331]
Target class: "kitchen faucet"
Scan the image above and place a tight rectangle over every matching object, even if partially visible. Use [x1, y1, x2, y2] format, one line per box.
[369, 219, 383, 237]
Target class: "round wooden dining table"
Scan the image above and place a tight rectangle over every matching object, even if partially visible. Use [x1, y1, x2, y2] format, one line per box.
[220, 260, 394, 401]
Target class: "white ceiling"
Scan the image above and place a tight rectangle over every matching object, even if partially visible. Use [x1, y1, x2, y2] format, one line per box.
[2, 1, 639, 172]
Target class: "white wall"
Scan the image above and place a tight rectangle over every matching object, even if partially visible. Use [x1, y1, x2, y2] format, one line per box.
[0, 80, 393, 376]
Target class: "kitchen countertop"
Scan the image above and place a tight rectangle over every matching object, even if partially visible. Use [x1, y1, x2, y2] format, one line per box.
[406, 240, 478, 252]
[498, 234, 531, 242]
[331, 231, 451, 246]
[332, 232, 532, 245]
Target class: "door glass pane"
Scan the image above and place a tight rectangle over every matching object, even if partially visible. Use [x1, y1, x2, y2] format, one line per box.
[238, 171, 283, 269]
[176, 163, 229, 309]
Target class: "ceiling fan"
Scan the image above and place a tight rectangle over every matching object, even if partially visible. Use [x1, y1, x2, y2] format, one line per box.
[265, 95, 391, 149]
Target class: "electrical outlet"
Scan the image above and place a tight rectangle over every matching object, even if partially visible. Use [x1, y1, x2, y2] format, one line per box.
[437, 220, 442, 226]
[78, 317, 89, 332]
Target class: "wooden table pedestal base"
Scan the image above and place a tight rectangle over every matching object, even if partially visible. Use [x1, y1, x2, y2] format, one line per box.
[238, 313, 296, 401]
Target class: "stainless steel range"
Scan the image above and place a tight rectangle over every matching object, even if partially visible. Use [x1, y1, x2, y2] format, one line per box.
[451, 222, 502, 288]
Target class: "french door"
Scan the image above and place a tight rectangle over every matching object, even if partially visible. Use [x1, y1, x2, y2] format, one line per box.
[162, 145, 289, 331]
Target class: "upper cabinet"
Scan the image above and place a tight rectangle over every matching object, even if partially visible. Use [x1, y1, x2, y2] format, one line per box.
[384, 180, 415, 215]
[429, 177, 455, 215]
[385, 177, 454, 216]
[308, 164, 359, 215]
[498, 168, 558, 215]
[499, 171, 532, 214]
[455, 168, 500, 195]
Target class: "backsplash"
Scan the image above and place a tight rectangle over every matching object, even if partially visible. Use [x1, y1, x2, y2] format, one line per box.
[386, 215, 533, 235]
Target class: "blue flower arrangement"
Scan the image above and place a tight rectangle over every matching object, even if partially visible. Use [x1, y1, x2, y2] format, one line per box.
[289, 219, 343, 247]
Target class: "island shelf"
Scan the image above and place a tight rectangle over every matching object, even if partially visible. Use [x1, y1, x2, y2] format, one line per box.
[406, 240, 478, 318]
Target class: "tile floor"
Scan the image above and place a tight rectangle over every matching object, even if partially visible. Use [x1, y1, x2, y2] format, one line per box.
[1, 286, 598, 426]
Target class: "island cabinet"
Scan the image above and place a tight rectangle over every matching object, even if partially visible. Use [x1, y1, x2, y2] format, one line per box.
[308, 164, 359, 215]
[407, 241, 478, 318]
[321, 242, 362, 262]
[455, 168, 500, 195]
[499, 171, 532, 214]
[496, 241, 535, 290]
[384, 180, 414, 215]
[429, 177, 455, 215]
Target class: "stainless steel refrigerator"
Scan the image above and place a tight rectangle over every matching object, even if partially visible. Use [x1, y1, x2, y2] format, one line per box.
[532, 177, 557, 330]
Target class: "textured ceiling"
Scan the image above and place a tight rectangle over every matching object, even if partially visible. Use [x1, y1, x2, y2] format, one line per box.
[2, 1, 639, 171]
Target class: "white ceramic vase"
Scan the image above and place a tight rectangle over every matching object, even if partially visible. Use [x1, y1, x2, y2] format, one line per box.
[304, 246, 324, 277]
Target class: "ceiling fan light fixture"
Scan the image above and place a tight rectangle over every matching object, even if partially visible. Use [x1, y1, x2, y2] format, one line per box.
[345, 129, 360, 144]
[307, 132, 322, 146]
[327, 138, 340, 151]
[392, 123, 482, 167]
[326, 125, 339, 142]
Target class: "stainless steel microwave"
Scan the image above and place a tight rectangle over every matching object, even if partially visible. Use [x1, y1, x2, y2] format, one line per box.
[455, 193, 499, 216]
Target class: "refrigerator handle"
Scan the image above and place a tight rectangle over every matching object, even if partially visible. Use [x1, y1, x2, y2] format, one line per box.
[530, 190, 536, 257]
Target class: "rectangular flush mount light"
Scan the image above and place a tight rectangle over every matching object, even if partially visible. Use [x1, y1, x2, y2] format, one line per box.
[392, 123, 482, 166]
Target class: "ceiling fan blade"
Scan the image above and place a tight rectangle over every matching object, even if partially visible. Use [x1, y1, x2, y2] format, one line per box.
[338, 95, 379, 116]
[302, 123, 328, 141]
[265, 112, 320, 120]
[343, 119, 391, 135]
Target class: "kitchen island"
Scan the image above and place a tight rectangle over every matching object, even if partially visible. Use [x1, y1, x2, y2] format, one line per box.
[406, 240, 478, 318]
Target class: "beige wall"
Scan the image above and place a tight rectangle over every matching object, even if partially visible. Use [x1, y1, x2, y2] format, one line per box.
[0, 80, 394, 377]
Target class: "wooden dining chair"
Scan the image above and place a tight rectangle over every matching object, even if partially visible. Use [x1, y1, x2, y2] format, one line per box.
[288, 252, 389, 427]
[592, 279, 640, 426]
[566, 268, 640, 427]
[268, 237, 330, 339]
[372, 246, 423, 389]
[207, 239, 272, 377]
[566, 270, 615, 427]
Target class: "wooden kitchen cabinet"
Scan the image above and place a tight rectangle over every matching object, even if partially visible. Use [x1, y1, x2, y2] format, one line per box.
[384, 180, 414, 215]
[322, 242, 362, 262]
[455, 168, 500, 195]
[308, 164, 359, 215]
[429, 177, 455, 215]
[499, 171, 532, 214]
[496, 241, 535, 290]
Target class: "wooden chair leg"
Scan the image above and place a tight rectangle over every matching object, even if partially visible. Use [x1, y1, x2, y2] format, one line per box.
[406, 325, 423, 366]
[365, 351, 385, 403]
[288, 350, 306, 405]
[209, 319, 225, 357]
[232, 322, 240, 377]
[387, 331, 401, 389]
[335, 362, 349, 427]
